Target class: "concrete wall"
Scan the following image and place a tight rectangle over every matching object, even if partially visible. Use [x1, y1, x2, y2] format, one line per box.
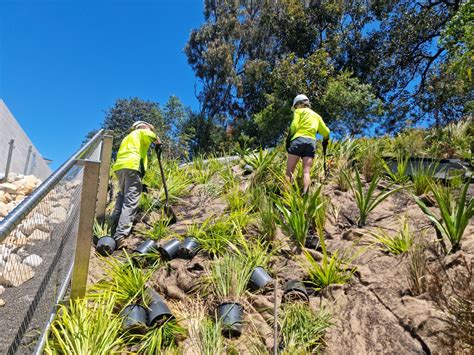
[0, 99, 52, 180]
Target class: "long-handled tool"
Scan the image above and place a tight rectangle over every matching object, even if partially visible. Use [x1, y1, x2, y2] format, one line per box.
[155, 144, 177, 224]
[322, 138, 329, 177]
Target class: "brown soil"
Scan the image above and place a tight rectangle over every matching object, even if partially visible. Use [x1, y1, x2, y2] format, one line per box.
[86, 170, 474, 354]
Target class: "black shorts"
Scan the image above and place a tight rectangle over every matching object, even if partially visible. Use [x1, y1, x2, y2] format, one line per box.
[287, 137, 316, 158]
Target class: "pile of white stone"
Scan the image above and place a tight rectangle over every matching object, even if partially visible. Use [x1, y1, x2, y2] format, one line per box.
[0, 174, 79, 307]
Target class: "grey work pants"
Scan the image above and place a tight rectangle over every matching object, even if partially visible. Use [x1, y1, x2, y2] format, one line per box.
[111, 169, 142, 241]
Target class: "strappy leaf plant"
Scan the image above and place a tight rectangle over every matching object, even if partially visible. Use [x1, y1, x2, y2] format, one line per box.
[343, 169, 405, 226]
[130, 319, 184, 355]
[280, 303, 331, 354]
[411, 161, 437, 196]
[274, 185, 323, 251]
[141, 215, 172, 241]
[381, 154, 410, 184]
[44, 294, 124, 354]
[368, 216, 416, 255]
[93, 219, 111, 238]
[414, 180, 473, 253]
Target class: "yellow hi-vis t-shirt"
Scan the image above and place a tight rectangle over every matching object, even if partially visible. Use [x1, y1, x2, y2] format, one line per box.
[289, 107, 330, 142]
[112, 129, 157, 173]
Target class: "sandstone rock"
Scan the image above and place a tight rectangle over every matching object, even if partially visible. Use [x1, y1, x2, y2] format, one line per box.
[0, 202, 8, 217]
[18, 175, 41, 194]
[51, 207, 68, 224]
[0, 245, 12, 261]
[0, 259, 34, 287]
[0, 191, 5, 203]
[0, 299, 5, 307]
[15, 194, 25, 203]
[0, 285, 4, 295]
[0, 182, 18, 194]
[7, 253, 22, 264]
[19, 212, 50, 235]
[28, 229, 50, 241]
[23, 254, 43, 268]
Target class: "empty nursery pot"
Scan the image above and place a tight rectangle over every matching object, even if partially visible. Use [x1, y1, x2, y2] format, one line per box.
[134, 239, 158, 254]
[96, 236, 116, 256]
[283, 280, 309, 302]
[249, 267, 273, 291]
[147, 290, 174, 326]
[179, 237, 200, 259]
[216, 302, 244, 338]
[242, 164, 254, 175]
[121, 304, 148, 334]
[157, 239, 181, 261]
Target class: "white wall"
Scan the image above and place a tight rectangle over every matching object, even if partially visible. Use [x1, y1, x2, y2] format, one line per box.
[0, 99, 52, 180]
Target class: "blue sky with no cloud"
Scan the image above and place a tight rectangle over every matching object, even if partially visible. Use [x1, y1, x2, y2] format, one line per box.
[0, 0, 204, 169]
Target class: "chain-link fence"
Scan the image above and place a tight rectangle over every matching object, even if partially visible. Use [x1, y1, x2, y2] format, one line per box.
[0, 130, 112, 354]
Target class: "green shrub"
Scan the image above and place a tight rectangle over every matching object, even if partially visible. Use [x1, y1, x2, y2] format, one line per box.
[369, 216, 415, 255]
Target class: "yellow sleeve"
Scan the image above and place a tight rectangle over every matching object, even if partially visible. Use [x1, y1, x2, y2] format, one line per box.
[317, 115, 330, 138]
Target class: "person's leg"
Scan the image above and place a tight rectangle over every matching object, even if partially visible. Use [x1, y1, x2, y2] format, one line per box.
[286, 154, 300, 183]
[113, 169, 143, 243]
[302, 156, 314, 194]
[110, 171, 125, 234]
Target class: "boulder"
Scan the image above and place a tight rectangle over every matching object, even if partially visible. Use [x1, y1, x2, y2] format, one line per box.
[18, 175, 41, 195]
[51, 207, 68, 224]
[0, 202, 8, 217]
[0, 299, 4, 307]
[23, 254, 43, 268]
[0, 259, 34, 287]
[19, 212, 50, 235]
[0, 285, 4, 295]
[0, 183, 18, 194]
[28, 229, 50, 241]
[0, 245, 12, 261]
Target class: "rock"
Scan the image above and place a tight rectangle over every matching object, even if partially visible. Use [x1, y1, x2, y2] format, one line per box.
[23, 254, 43, 267]
[51, 207, 68, 224]
[0, 259, 35, 287]
[0, 245, 12, 261]
[28, 229, 50, 241]
[0, 191, 5, 203]
[0, 285, 4, 295]
[0, 299, 4, 307]
[342, 228, 364, 241]
[19, 212, 50, 235]
[17, 175, 41, 195]
[7, 253, 22, 264]
[0, 182, 18, 194]
[0, 202, 8, 217]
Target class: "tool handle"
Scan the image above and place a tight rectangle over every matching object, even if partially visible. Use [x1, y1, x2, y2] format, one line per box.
[155, 144, 169, 205]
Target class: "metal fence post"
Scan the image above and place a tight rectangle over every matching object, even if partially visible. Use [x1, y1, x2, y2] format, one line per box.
[23, 146, 32, 175]
[70, 159, 101, 300]
[95, 131, 113, 222]
[1, 139, 15, 183]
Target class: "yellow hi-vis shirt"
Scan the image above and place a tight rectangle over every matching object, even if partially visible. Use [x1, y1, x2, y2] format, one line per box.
[289, 107, 330, 142]
[112, 129, 157, 173]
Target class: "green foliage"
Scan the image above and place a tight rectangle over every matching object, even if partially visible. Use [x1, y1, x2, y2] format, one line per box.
[189, 155, 215, 184]
[280, 303, 331, 354]
[138, 193, 158, 215]
[225, 185, 251, 213]
[241, 147, 281, 187]
[369, 217, 415, 255]
[407, 242, 427, 296]
[381, 155, 411, 185]
[274, 185, 323, 250]
[228, 236, 275, 269]
[304, 250, 356, 291]
[93, 219, 111, 238]
[141, 214, 171, 241]
[414, 180, 473, 253]
[44, 294, 124, 354]
[90, 253, 155, 306]
[254, 190, 277, 240]
[411, 161, 437, 196]
[131, 320, 184, 355]
[343, 169, 405, 226]
[205, 254, 253, 302]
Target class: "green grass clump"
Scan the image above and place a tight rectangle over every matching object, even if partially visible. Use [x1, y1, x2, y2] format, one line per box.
[411, 161, 437, 196]
[343, 169, 404, 226]
[141, 214, 172, 240]
[381, 154, 410, 185]
[414, 179, 473, 253]
[131, 319, 184, 355]
[369, 217, 415, 255]
[44, 294, 124, 354]
[280, 303, 331, 354]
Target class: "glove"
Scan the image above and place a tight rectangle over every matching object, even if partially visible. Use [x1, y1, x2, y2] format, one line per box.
[155, 143, 163, 155]
[322, 138, 329, 155]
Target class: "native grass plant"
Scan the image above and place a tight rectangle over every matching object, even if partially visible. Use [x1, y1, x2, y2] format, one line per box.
[138, 193, 157, 215]
[255, 191, 277, 241]
[189, 154, 215, 184]
[93, 219, 111, 238]
[141, 213, 172, 241]
[368, 216, 416, 255]
[129, 319, 184, 355]
[303, 249, 356, 291]
[44, 294, 124, 354]
[280, 303, 331, 354]
[225, 185, 251, 213]
[343, 169, 405, 226]
[411, 161, 437, 196]
[205, 254, 253, 303]
[179, 298, 225, 355]
[414, 180, 473, 253]
[219, 164, 239, 192]
[381, 154, 411, 185]
[90, 252, 155, 306]
[241, 146, 281, 186]
[159, 163, 192, 203]
[407, 242, 427, 296]
[228, 235, 275, 269]
[274, 184, 323, 251]
[358, 144, 382, 182]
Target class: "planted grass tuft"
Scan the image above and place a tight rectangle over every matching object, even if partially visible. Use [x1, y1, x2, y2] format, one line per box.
[368, 216, 416, 255]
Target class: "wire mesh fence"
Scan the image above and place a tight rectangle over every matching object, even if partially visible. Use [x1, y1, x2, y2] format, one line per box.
[0, 166, 84, 354]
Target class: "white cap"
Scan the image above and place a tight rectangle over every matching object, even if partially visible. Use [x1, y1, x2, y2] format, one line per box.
[292, 94, 310, 108]
[130, 121, 156, 132]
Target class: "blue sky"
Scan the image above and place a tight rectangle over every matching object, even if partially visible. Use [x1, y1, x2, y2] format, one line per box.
[0, 0, 204, 169]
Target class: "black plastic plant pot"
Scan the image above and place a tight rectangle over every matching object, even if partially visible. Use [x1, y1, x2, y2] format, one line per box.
[283, 280, 309, 303]
[217, 302, 244, 338]
[146, 289, 174, 326]
[121, 304, 148, 334]
[96, 236, 116, 256]
[134, 239, 157, 254]
[249, 267, 273, 291]
[179, 237, 200, 259]
[242, 164, 254, 176]
[157, 239, 181, 261]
